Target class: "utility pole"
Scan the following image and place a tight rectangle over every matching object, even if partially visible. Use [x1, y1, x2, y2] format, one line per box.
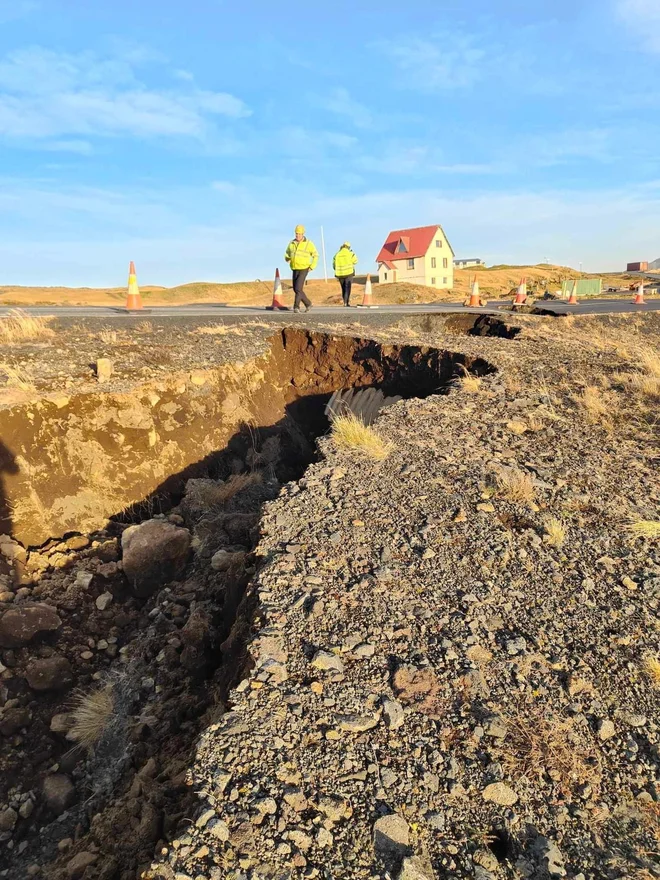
[321, 226, 328, 283]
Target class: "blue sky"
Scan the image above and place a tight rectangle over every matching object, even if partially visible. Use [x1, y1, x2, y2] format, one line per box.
[1, 0, 659, 285]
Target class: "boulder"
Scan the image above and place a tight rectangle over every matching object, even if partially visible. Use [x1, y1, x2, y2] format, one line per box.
[121, 520, 191, 597]
[373, 814, 411, 859]
[0, 706, 32, 736]
[26, 655, 74, 691]
[66, 852, 98, 879]
[43, 774, 76, 815]
[0, 603, 62, 648]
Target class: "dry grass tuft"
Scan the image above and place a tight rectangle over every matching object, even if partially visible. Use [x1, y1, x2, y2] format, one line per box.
[194, 324, 246, 336]
[572, 385, 613, 427]
[0, 310, 54, 344]
[495, 467, 536, 503]
[642, 655, 660, 688]
[500, 702, 601, 795]
[98, 329, 117, 344]
[638, 345, 660, 378]
[69, 685, 114, 750]
[190, 472, 263, 508]
[454, 365, 481, 393]
[1, 363, 35, 391]
[135, 321, 154, 333]
[331, 412, 393, 461]
[627, 520, 660, 540]
[543, 517, 566, 547]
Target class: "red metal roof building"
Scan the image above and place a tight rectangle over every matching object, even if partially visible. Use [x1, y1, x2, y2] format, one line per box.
[376, 225, 455, 289]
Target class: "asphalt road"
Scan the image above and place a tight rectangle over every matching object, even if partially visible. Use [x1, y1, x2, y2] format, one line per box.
[0, 298, 658, 319]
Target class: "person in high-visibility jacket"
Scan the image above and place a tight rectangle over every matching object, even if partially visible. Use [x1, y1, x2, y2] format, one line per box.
[285, 224, 318, 312]
[333, 242, 358, 307]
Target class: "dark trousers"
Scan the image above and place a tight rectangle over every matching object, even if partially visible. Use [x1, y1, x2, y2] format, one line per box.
[292, 269, 311, 309]
[338, 275, 353, 305]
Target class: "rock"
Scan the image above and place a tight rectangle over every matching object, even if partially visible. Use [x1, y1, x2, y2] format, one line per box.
[317, 795, 351, 823]
[50, 713, 74, 735]
[26, 655, 74, 691]
[373, 813, 411, 858]
[482, 782, 518, 806]
[392, 665, 445, 718]
[531, 835, 566, 877]
[0, 807, 18, 831]
[336, 712, 380, 732]
[310, 650, 345, 674]
[0, 706, 32, 736]
[0, 540, 27, 563]
[43, 774, 76, 815]
[398, 856, 435, 880]
[121, 520, 191, 597]
[207, 818, 230, 841]
[505, 637, 527, 656]
[75, 571, 94, 589]
[95, 592, 113, 611]
[210, 549, 245, 572]
[196, 808, 216, 828]
[95, 359, 113, 382]
[288, 830, 313, 852]
[597, 718, 616, 741]
[0, 603, 62, 648]
[19, 799, 34, 819]
[66, 851, 98, 879]
[66, 536, 90, 551]
[383, 699, 405, 730]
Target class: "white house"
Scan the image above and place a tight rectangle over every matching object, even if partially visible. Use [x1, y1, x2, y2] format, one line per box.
[454, 258, 484, 269]
[376, 225, 454, 289]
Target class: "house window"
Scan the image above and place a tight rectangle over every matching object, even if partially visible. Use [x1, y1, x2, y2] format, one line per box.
[397, 240, 408, 253]
[384, 272, 388, 280]
[431, 277, 436, 285]
[407, 258, 414, 269]
[443, 277, 448, 284]
[443, 257, 448, 268]
[431, 257, 436, 268]
[436, 240, 442, 247]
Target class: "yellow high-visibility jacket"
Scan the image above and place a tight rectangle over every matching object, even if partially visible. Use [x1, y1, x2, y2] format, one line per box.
[285, 238, 319, 271]
[333, 246, 358, 277]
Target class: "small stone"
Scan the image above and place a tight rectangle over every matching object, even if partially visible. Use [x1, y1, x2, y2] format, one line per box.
[121, 519, 191, 598]
[19, 799, 34, 819]
[597, 719, 616, 741]
[66, 851, 98, 879]
[288, 830, 313, 852]
[207, 818, 230, 841]
[283, 788, 308, 813]
[310, 650, 344, 674]
[0, 807, 18, 831]
[0, 706, 31, 736]
[43, 775, 76, 815]
[95, 592, 113, 611]
[383, 699, 405, 730]
[210, 549, 245, 572]
[482, 782, 518, 806]
[26, 656, 74, 691]
[316, 828, 333, 848]
[336, 712, 379, 733]
[398, 856, 435, 880]
[531, 835, 566, 877]
[50, 713, 74, 735]
[505, 637, 527, 656]
[196, 808, 216, 828]
[75, 571, 94, 589]
[477, 503, 495, 513]
[0, 603, 61, 648]
[373, 813, 410, 857]
[95, 359, 113, 382]
[254, 797, 277, 815]
[317, 795, 351, 823]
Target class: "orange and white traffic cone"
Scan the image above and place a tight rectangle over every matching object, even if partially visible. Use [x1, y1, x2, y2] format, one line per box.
[466, 277, 482, 307]
[266, 268, 288, 310]
[513, 277, 527, 306]
[632, 282, 645, 305]
[357, 273, 378, 308]
[567, 280, 578, 304]
[125, 261, 143, 310]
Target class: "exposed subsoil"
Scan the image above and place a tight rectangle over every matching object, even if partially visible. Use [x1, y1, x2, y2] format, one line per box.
[0, 311, 659, 880]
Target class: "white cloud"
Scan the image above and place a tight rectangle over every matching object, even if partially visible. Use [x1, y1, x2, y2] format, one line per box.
[0, 46, 250, 146]
[317, 88, 373, 128]
[374, 33, 486, 90]
[617, 0, 660, 51]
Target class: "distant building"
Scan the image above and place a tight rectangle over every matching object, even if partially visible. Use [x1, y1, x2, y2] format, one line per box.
[454, 258, 484, 269]
[627, 261, 649, 272]
[376, 225, 454, 289]
[649, 257, 660, 270]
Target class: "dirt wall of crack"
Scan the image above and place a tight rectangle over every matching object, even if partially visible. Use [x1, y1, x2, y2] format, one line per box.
[0, 329, 495, 880]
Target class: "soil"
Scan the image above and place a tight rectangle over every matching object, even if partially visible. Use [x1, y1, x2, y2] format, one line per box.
[0, 310, 659, 880]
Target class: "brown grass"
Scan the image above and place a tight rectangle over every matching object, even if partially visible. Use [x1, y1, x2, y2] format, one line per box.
[69, 685, 114, 750]
[135, 321, 154, 333]
[627, 520, 660, 540]
[642, 655, 660, 688]
[572, 385, 614, 427]
[543, 517, 566, 547]
[0, 363, 35, 391]
[494, 467, 536, 503]
[98, 329, 118, 344]
[0, 310, 54, 344]
[331, 413, 393, 461]
[189, 472, 263, 508]
[454, 364, 482, 393]
[193, 324, 246, 336]
[500, 702, 601, 795]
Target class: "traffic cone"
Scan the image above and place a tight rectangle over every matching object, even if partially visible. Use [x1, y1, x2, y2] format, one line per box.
[567, 280, 578, 304]
[266, 268, 288, 310]
[125, 261, 143, 310]
[357, 273, 378, 308]
[513, 277, 527, 306]
[467, 276, 482, 307]
[632, 282, 645, 305]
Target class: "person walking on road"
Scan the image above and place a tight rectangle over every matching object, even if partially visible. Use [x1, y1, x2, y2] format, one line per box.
[333, 241, 358, 306]
[285, 225, 318, 313]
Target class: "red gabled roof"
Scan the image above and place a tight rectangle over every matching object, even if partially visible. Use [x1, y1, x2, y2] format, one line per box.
[376, 225, 445, 264]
